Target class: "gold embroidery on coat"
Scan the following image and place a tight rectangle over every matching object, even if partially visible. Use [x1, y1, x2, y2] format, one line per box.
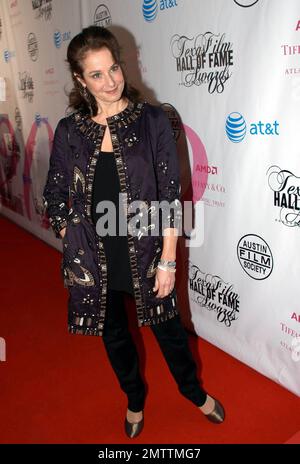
[63, 265, 95, 287]
[73, 166, 86, 193]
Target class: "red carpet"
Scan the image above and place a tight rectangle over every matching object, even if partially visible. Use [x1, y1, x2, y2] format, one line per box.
[0, 214, 299, 444]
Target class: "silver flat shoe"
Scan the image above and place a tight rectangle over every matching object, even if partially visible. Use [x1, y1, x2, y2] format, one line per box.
[203, 398, 225, 424]
[124, 412, 144, 438]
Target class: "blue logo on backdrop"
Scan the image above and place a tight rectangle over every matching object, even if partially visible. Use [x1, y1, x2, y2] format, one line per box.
[142, 0, 178, 22]
[3, 49, 16, 62]
[4, 50, 10, 62]
[226, 112, 247, 143]
[226, 112, 280, 142]
[54, 30, 62, 48]
[143, 0, 158, 22]
[35, 113, 43, 127]
[53, 29, 71, 49]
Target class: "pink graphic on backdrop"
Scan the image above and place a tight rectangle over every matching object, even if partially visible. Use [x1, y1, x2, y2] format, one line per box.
[24, 118, 53, 219]
[0, 116, 20, 202]
[183, 124, 208, 203]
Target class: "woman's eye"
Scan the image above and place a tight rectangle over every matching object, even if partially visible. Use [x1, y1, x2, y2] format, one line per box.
[92, 73, 102, 79]
[111, 64, 119, 72]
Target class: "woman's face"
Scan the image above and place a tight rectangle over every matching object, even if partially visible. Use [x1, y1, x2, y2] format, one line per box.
[75, 47, 125, 107]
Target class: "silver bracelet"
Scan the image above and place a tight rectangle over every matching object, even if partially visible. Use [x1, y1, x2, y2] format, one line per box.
[157, 264, 176, 273]
[158, 259, 176, 268]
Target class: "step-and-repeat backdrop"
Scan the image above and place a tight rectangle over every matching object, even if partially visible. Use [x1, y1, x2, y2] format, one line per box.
[1, 0, 299, 396]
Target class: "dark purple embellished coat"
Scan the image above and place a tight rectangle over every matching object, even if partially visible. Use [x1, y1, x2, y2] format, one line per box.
[42, 100, 182, 336]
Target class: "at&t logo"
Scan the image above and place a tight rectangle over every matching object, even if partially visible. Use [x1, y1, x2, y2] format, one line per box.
[142, 0, 178, 23]
[4, 49, 15, 62]
[53, 29, 71, 49]
[226, 112, 279, 143]
[225, 112, 246, 143]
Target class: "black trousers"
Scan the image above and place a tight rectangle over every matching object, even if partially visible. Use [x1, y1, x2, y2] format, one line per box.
[102, 289, 207, 412]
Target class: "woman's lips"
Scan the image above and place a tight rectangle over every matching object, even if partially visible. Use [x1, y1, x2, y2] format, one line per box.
[106, 88, 118, 94]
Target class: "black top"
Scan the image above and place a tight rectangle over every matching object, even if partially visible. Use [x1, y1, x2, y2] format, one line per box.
[91, 151, 134, 296]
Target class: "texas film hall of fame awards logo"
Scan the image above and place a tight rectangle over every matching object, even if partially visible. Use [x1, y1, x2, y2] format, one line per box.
[189, 263, 240, 328]
[267, 165, 300, 228]
[32, 0, 53, 21]
[170, 31, 234, 94]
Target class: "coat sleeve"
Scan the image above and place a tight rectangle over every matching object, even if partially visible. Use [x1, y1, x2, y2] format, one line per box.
[42, 118, 70, 239]
[154, 108, 182, 232]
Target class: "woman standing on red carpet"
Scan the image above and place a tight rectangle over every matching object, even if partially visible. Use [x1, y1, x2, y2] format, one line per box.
[42, 25, 225, 438]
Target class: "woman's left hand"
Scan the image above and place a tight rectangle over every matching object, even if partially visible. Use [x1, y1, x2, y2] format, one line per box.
[153, 267, 175, 298]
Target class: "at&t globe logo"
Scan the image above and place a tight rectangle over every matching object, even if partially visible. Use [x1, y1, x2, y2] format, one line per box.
[4, 49, 10, 62]
[54, 30, 62, 48]
[225, 112, 246, 143]
[53, 29, 71, 49]
[142, 0, 178, 22]
[226, 112, 280, 142]
[35, 113, 43, 126]
[4, 49, 15, 62]
[143, 0, 158, 22]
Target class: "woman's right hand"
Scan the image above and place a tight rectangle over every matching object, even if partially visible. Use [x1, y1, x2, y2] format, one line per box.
[60, 227, 66, 239]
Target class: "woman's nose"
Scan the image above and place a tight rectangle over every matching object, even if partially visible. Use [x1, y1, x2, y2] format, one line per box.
[104, 73, 115, 87]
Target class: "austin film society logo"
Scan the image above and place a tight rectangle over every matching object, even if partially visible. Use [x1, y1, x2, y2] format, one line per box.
[267, 165, 300, 228]
[170, 32, 234, 94]
[94, 4, 112, 27]
[234, 0, 260, 7]
[189, 263, 240, 327]
[237, 234, 273, 280]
